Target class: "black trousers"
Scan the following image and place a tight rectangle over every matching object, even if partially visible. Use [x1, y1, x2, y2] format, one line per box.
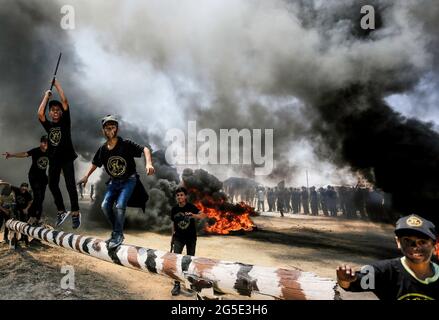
[173, 238, 196, 256]
[29, 175, 48, 220]
[48, 160, 79, 212]
[17, 210, 29, 244]
[173, 237, 196, 285]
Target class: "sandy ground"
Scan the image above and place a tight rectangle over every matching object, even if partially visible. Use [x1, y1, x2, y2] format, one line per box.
[0, 202, 400, 300]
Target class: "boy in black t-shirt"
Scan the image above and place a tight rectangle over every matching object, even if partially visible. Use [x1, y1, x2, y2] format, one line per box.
[3, 135, 49, 224]
[336, 214, 439, 300]
[79, 115, 155, 249]
[170, 187, 206, 296]
[38, 79, 81, 229]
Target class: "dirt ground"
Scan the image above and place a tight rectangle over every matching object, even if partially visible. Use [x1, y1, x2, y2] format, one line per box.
[0, 202, 400, 300]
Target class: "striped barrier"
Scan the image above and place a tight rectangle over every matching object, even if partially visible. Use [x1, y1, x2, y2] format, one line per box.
[6, 219, 337, 300]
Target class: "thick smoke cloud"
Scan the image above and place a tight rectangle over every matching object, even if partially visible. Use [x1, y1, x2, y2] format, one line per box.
[0, 0, 108, 184]
[1, 1, 439, 225]
[78, 0, 438, 221]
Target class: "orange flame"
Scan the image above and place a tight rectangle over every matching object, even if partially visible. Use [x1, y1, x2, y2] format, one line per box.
[189, 190, 256, 235]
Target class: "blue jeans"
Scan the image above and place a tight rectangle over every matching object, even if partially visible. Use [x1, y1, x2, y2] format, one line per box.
[101, 175, 137, 236]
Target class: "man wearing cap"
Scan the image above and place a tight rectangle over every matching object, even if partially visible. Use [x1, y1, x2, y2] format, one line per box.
[38, 79, 81, 229]
[336, 214, 439, 300]
[78, 115, 155, 249]
[3, 135, 49, 225]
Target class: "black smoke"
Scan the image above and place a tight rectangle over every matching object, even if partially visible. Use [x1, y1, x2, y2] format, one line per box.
[311, 85, 439, 223]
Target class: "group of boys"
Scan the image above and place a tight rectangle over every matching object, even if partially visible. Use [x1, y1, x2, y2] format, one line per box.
[1, 80, 157, 249]
[1, 80, 437, 299]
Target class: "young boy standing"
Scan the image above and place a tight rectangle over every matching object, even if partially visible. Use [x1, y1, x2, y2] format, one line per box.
[170, 187, 206, 296]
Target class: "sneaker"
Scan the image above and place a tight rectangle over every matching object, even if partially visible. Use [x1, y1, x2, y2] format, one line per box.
[105, 232, 116, 245]
[55, 211, 70, 227]
[171, 282, 181, 296]
[108, 234, 124, 250]
[71, 212, 81, 229]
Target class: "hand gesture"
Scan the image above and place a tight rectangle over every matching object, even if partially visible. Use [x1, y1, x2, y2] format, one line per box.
[78, 176, 88, 187]
[336, 265, 357, 289]
[145, 164, 155, 176]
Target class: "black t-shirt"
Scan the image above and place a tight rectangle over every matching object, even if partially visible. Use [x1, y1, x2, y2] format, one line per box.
[92, 137, 147, 180]
[346, 257, 439, 300]
[171, 203, 200, 240]
[11, 186, 33, 211]
[40, 108, 77, 163]
[27, 147, 49, 180]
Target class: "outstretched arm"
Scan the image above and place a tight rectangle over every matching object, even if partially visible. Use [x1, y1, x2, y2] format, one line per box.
[78, 164, 98, 187]
[186, 210, 207, 220]
[143, 147, 155, 175]
[53, 79, 69, 111]
[38, 90, 52, 122]
[2, 151, 29, 159]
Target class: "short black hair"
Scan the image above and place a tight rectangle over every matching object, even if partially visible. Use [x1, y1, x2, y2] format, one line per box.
[175, 187, 188, 196]
[49, 100, 63, 110]
[40, 135, 48, 142]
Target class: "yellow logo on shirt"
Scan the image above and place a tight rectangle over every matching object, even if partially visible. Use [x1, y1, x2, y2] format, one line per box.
[49, 128, 62, 146]
[37, 157, 49, 170]
[107, 156, 127, 177]
[398, 293, 434, 300]
[175, 212, 191, 230]
[407, 216, 423, 227]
